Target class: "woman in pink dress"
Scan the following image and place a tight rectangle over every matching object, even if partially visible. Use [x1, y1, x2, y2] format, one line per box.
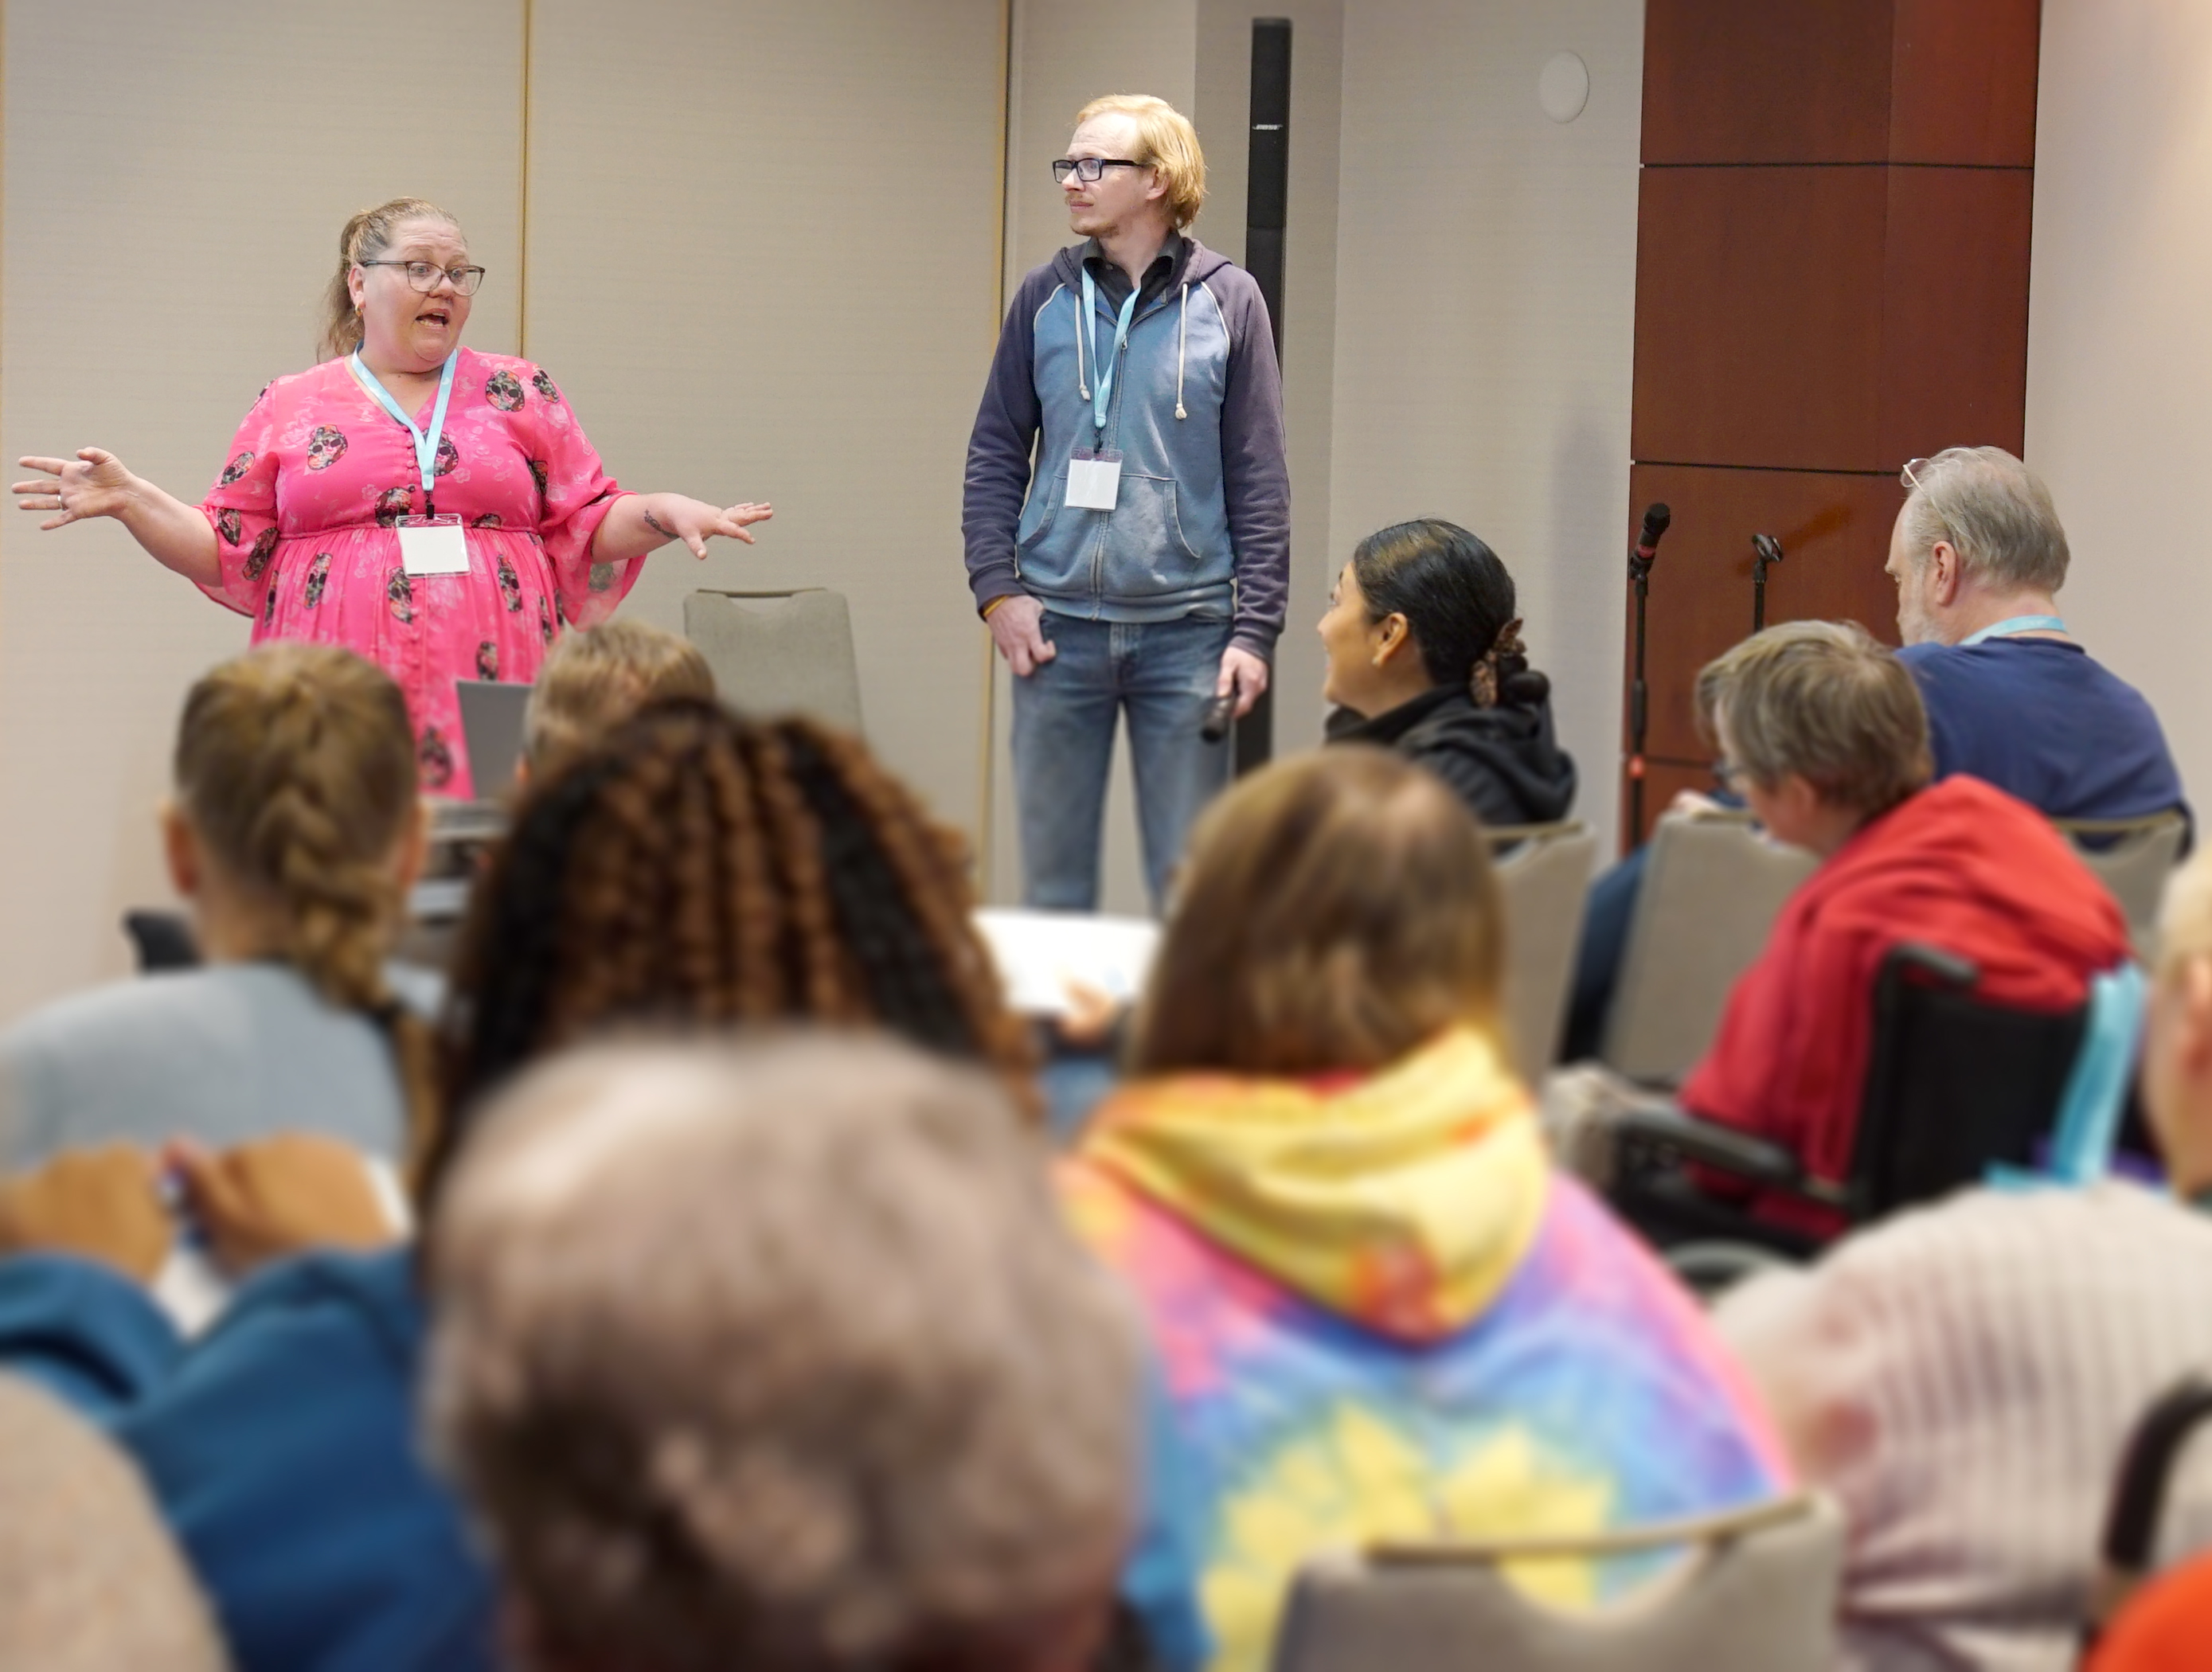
[13, 196, 772, 796]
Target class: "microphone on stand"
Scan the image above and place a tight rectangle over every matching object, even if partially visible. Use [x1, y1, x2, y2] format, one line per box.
[1631, 502, 1672, 581]
[1626, 502, 1672, 846]
[1751, 533, 1785, 632]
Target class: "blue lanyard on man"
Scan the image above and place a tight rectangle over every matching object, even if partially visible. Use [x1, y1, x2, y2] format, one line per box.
[1962, 615, 2067, 646]
[1079, 268, 1143, 436]
[347, 350, 459, 518]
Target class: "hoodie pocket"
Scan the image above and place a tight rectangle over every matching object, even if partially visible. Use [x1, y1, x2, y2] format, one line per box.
[1014, 474, 1065, 583]
[1098, 471, 1211, 598]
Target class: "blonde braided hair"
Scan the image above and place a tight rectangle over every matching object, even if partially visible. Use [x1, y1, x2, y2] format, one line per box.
[173, 644, 436, 1161]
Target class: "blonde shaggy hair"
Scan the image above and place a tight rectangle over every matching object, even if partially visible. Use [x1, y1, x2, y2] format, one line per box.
[1075, 93, 1207, 229]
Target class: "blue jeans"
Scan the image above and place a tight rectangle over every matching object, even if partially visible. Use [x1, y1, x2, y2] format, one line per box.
[1010, 613, 1233, 913]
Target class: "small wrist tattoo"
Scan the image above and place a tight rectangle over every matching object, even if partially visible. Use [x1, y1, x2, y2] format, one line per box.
[643, 508, 676, 539]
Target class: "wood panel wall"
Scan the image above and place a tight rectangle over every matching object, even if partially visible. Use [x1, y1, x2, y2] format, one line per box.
[1620, 0, 2041, 844]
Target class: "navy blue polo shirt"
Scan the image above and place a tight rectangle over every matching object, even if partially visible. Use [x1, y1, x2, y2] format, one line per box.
[1897, 637, 2187, 826]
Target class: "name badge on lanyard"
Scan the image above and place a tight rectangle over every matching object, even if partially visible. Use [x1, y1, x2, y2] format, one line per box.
[1065, 271, 1139, 513]
[347, 350, 471, 576]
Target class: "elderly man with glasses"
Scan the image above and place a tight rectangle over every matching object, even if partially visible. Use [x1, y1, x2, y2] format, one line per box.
[963, 94, 1288, 914]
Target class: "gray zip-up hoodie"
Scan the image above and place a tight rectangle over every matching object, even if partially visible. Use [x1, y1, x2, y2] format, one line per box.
[963, 236, 1290, 659]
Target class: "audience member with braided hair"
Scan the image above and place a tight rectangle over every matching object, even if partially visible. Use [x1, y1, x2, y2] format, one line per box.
[0, 695, 1040, 1672]
[1318, 518, 1577, 828]
[0, 643, 434, 1170]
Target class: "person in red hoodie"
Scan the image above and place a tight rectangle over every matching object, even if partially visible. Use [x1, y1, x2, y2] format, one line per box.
[1676, 619, 2133, 1227]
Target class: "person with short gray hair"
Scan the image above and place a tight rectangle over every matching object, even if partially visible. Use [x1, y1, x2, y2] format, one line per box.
[1887, 445, 2184, 826]
[427, 1034, 1146, 1672]
[1671, 619, 2133, 1235]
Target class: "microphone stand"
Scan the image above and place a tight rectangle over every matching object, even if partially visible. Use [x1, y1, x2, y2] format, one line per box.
[1752, 533, 1785, 632]
[1627, 539, 1656, 845]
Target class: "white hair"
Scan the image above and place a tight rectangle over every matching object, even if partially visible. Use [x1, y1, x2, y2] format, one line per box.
[1900, 446, 2069, 592]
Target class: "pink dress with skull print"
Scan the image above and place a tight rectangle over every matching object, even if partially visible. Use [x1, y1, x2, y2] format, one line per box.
[198, 346, 641, 796]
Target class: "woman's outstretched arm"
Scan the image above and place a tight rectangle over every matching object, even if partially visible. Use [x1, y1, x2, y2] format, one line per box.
[15, 448, 221, 588]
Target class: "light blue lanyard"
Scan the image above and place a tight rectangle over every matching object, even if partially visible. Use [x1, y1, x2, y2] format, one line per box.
[1080, 268, 1143, 435]
[346, 350, 458, 508]
[1962, 614, 2066, 646]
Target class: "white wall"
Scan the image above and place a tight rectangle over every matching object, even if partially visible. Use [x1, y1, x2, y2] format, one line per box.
[527, 0, 1006, 851]
[2024, 2, 2212, 812]
[986, 0, 1202, 910]
[1330, 0, 1644, 854]
[0, 0, 1006, 1022]
[0, 0, 525, 1018]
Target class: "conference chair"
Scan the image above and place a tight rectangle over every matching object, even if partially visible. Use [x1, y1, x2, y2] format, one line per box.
[1487, 822, 1599, 1076]
[2054, 810, 2189, 953]
[686, 587, 866, 736]
[1601, 811, 1815, 1086]
[1269, 1494, 1842, 1672]
[122, 910, 201, 974]
[1608, 943, 2092, 1258]
[2085, 1372, 2212, 1653]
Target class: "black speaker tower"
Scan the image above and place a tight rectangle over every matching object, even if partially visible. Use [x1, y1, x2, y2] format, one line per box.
[1237, 18, 1291, 776]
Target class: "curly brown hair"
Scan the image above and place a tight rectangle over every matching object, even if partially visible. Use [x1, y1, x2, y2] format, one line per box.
[430, 701, 1030, 1194]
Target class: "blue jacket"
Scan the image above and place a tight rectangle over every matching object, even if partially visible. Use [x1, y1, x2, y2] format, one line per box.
[963, 236, 1290, 659]
[0, 1248, 1209, 1672]
[0, 1249, 497, 1672]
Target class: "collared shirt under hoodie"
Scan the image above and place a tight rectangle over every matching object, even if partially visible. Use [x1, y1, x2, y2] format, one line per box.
[1327, 685, 1577, 829]
[1061, 1028, 1788, 1672]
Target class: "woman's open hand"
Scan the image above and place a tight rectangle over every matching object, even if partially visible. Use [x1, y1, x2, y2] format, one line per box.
[168, 1134, 401, 1279]
[639, 493, 775, 557]
[0, 1144, 170, 1282]
[13, 448, 137, 530]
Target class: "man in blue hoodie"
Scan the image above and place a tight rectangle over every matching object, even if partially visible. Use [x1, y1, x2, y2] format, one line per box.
[965, 92, 1290, 912]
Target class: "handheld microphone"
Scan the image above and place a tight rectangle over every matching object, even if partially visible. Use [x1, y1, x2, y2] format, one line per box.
[1629, 502, 1671, 580]
[1199, 693, 1237, 743]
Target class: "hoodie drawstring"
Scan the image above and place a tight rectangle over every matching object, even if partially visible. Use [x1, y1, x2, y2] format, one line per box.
[1074, 284, 1090, 401]
[1175, 283, 1189, 420]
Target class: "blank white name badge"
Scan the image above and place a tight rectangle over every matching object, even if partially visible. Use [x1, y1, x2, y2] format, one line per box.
[1065, 450, 1124, 511]
[397, 514, 470, 576]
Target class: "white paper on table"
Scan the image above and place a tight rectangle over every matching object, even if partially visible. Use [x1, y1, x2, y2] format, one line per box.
[150, 1153, 415, 1337]
[973, 908, 1161, 1018]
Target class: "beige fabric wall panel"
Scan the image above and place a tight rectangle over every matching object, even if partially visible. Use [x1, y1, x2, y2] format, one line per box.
[0, 1, 523, 1021]
[1330, 0, 1643, 853]
[2025, 2, 2212, 812]
[526, 0, 1004, 855]
[987, 0, 1200, 909]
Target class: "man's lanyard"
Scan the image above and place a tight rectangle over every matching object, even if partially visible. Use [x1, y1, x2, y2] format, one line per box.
[1962, 614, 2068, 646]
[347, 350, 458, 515]
[1079, 268, 1143, 435]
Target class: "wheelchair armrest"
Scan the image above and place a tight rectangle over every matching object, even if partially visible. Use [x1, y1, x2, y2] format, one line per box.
[1612, 1101, 1806, 1190]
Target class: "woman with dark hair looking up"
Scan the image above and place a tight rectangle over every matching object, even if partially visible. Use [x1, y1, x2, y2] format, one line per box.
[1319, 518, 1577, 827]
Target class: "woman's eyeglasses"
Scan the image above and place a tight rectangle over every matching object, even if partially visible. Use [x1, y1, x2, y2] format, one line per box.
[1052, 157, 1147, 185]
[359, 260, 487, 297]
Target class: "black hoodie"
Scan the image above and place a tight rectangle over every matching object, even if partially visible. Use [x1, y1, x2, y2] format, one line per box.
[1327, 685, 1577, 829]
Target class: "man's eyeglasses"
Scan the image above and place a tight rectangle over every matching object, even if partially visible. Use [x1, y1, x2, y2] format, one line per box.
[359, 260, 487, 297]
[1901, 457, 1932, 491]
[1052, 157, 1147, 185]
